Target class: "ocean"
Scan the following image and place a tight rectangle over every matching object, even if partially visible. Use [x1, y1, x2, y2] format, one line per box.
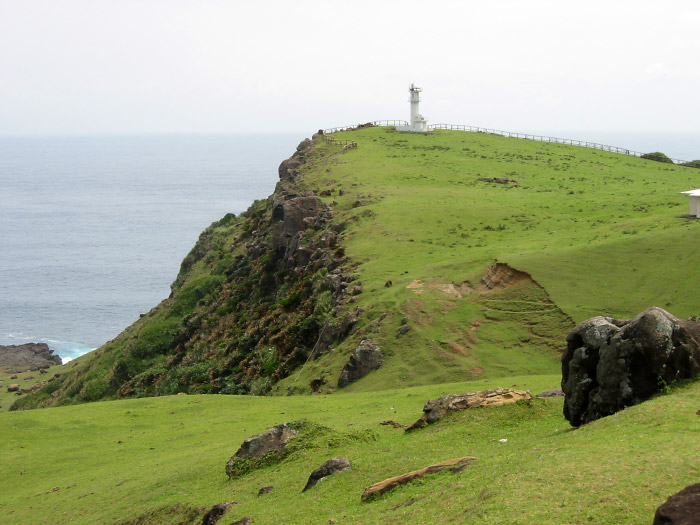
[1, 130, 698, 363]
[0, 133, 302, 362]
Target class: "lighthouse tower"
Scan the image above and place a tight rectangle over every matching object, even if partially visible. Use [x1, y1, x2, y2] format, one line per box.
[398, 84, 428, 132]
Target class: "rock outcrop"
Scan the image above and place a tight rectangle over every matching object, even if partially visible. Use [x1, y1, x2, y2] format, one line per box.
[302, 457, 351, 491]
[226, 423, 299, 479]
[653, 483, 700, 524]
[337, 339, 383, 387]
[0, 343, 62, 372]
[405, 388, 532, 431]
[271, 192, 331, 259]
[361, 457, 476, 501]
[562, 307, 700, 427]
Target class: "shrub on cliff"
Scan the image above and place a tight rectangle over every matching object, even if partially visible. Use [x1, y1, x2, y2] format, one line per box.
[641, 151, 674, 163]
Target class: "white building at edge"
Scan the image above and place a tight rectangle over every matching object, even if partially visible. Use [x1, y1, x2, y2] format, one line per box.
[680, 189, 700, 218]
[397, 84, 428, 132]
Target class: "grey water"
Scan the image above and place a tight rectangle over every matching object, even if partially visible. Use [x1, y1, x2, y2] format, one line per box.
[0, 133, 301, 362]
[1, 130, 698, 363]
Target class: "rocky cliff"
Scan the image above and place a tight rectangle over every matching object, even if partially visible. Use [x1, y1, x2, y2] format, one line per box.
[13, 133, 362, 409]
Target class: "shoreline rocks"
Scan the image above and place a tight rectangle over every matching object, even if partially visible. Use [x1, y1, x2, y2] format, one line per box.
[0, 343, 62, 372]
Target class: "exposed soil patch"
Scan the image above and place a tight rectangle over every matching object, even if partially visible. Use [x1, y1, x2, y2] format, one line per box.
[431, 281, 473, 298]
[477, 263, 532, 292]
[406, 280, 424, 293]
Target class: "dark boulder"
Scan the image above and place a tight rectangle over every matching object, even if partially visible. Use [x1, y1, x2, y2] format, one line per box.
[302, 457, 351, 491]
[653, 483, 700, 524]
[338, 340, 383, 388]
[562, 307, 700, 427]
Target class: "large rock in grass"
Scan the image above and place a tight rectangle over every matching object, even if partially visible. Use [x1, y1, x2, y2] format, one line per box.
[337, 339, 383, 388]
[225, 423, 298, 479]
[405, 388, 532, 431]
[562, 307, 700, 427]
[653, 483, 700, 524]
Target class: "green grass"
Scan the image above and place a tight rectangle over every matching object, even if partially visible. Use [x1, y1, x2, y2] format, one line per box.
[0, 364, 65, 413]
[276, 127, 700, 393]
[1, 376, 698, 523]
[4, 128, 700, 522]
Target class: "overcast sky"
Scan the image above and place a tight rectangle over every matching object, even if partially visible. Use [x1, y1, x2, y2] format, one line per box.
[1, 0, 699, 135]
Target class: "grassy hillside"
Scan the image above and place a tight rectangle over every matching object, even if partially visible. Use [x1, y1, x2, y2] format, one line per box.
[277, 127, 700, 393]
[1, 376, 698, 524]
[12, 126, 700, 408]
[3, 126, 700, 523]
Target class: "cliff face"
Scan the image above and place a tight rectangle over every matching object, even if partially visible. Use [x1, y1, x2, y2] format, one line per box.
[13, 133, 360, 408]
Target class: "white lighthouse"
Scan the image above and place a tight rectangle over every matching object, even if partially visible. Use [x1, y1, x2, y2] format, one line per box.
[397, 84, 428, 132]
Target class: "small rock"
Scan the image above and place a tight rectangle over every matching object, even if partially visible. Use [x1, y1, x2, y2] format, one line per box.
[535, 389, 564, 398]
[231, 517, 251, 525]
[201, 502, 238, 525]
[380, 420, 403, 429]
[302, 457, 351, 492]
[7, 384, 19, 392]
[397, 325, 411, 338]
[257, 485, 273, 497]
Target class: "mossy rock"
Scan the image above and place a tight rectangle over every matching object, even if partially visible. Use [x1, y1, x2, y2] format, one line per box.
[225, 419, 376, 479]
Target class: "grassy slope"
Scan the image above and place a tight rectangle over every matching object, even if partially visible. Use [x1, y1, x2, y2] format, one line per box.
[1, 377, 698, 524]
[277, 127, 700, 393]
[3, 128, 700, 523]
